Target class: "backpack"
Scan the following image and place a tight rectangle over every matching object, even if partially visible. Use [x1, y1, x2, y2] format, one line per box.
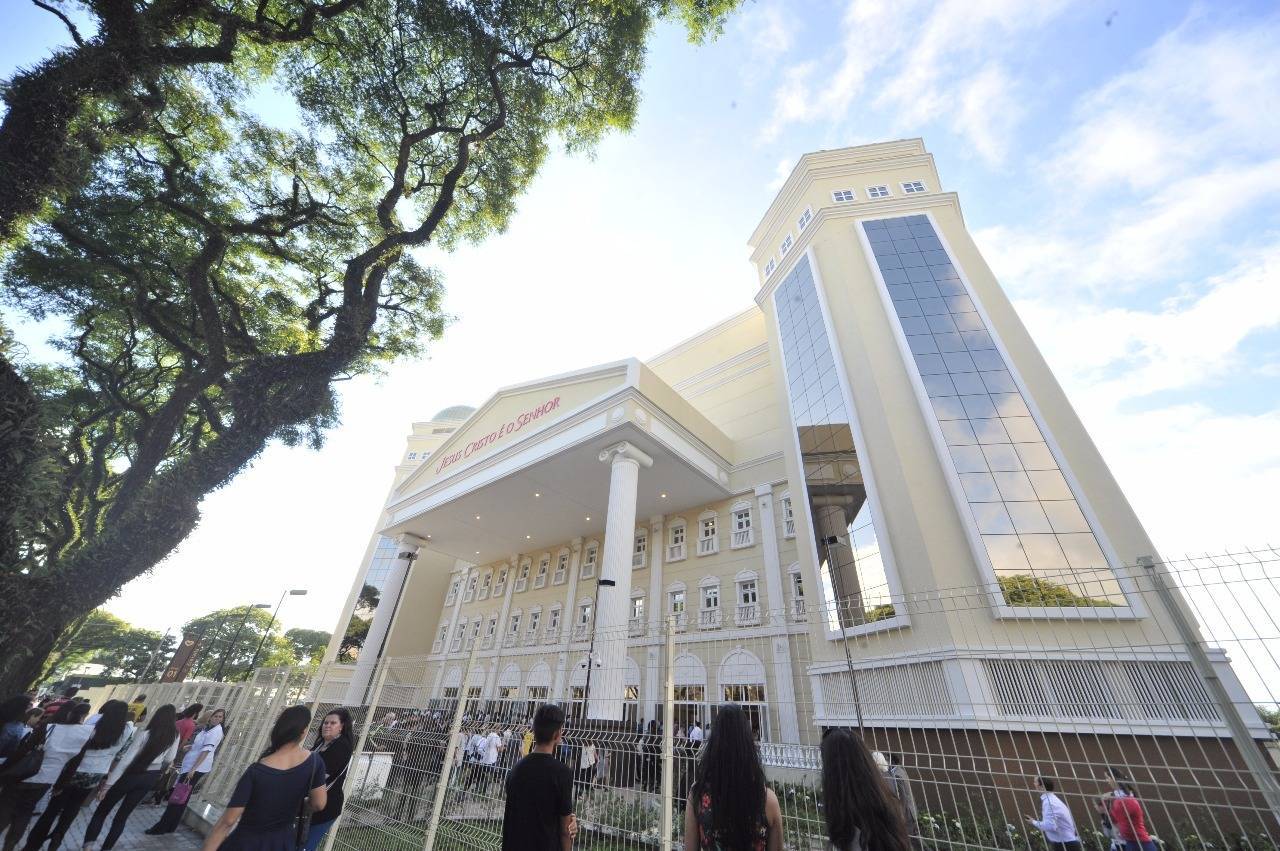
[0, 726, 50, 784]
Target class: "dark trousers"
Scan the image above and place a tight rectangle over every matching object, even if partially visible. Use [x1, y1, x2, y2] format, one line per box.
[84, 770, 160, 850]
[148, 771, 205, 834]
[0, 783, 50, 851]
[20, 782, 96, 850]
[1051, 842, 1083, 851]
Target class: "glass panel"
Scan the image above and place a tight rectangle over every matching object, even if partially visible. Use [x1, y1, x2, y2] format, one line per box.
[863, 215, 1124, 606]
[773, 255, 895, 631]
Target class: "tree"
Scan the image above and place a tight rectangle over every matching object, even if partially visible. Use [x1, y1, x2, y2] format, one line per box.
[0, 0, 739, 694]
[184, 607, 295, 682]
[39, 609, 174, 683]
[337, 617, 371, 664]
[285, 628, 331, 665]
[997, 575, 1117, 607]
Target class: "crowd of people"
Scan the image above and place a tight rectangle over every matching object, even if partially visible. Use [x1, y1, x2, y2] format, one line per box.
[2, 686, 1166, 851]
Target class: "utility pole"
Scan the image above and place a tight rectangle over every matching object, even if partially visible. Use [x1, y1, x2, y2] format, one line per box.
[248, 589, 308, 671]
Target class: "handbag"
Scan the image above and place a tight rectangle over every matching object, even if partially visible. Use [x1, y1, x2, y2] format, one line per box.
[0, 725, 51, 784]
[169, 779, 193, 805]
[53, 738, 92, 793]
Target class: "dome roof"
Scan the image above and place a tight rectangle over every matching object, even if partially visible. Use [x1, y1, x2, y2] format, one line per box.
[431, 405, 476, 422]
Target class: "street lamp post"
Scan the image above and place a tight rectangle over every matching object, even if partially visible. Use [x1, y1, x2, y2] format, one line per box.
[137, 628, 173, 683]
[213, 603, 271, 682]
[247, 589, 308, 672]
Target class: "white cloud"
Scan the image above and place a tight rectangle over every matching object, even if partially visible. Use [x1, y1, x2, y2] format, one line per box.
[760, 0, 1069, 162]
[766, 156, 794, 191]
[738, 2, 796, 75]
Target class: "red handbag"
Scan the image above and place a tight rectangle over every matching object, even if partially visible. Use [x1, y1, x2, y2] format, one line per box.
[169, 780, 193, 805]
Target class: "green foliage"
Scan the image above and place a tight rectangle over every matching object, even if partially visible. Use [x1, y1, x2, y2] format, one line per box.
[41, 609, 174, 682]
[183, 606, 296, 681]
[338, 617, 371, 664]
[0, 0, 743, 693]
[998, 575, 1118, 607]
[284, 627, 331, 665]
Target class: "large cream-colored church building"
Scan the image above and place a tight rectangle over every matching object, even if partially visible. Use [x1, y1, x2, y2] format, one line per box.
[322, 139, 1262, 750]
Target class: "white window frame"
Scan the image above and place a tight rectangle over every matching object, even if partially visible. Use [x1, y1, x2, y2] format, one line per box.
[445, 578, 460, 606]
[832, 189, 856, 203]
[553, 550, 569, 585]
[574, 598, 593, 640]
[526, 608, 542, 644]
[546, 605, 562, 642]
[789, 564, 806, 619]
[698, 576, 722, 629]
[483, 613, 498, 649]
[667, 519, 687, 562]
[797, 206, 813, 232]
[736, 570, 761, 626]
[407, 451, 417, 460]
[667, 582, 688, 632]
[581, 542, 599, 579]
[467, 618, 480, 649]
[493, 566, 508, 597]
[697, 510, 718, 556]
[781, 493, 796, 539]
[901, 180, 927, 194]
[867, 184, 891, 199]
[632, 528, 648, 568]
[730, 501, 754, 549]
[764, 258, 777, 278]
[780, 233, 794, 256]
[534, 556, 549, 589]
[514, 560, 530, 593]
[433, 624, 447, 654]
[506, 610, 522, 647]
[462, 573, 477, 603]
[629, 591, 646, 636]
[477, 569, 492, 601]
[451, 618, 467, 652]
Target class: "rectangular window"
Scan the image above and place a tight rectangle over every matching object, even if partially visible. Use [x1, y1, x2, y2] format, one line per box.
[526, 611, 541, 641]
[553, 553, 568, 584]
[667, 524, 686, 561]
[669, 590, 685, 614]
[739, 580, 758, 605]
[782, 497, 795, 538]
[674, 685, 705, 702]
[632, 531, 648, 568]
[581, 545, 598, 579]
[832, 189, 856, 203]
[508, 614, 521, 635]
[527, 686, 549, 701]
[433, 626, 447, 653]
[698, 516, 718, 556]
[764, 258, 777, 278]
[774, 255, 896, 631]
[901, 180, 926, 194]
[407, 452, 417, 460]
[493, 568, 507, 597]
[462, 575, 477, 602]
[780, 234, 794, 256]
[702, 586, 719, 609]
[867, 185, 891, 198]
[442, 686, 459, 700]
[534, 558, 549, 589]
[797, 207, 813, 231]
[631, 596, 645, 620]
[731, 508, 754, 548]
[791, 572, 806, 618]
[445, 580, 459, 605]
[863, 215, 1122, 607]
[477, 573, 491, 600]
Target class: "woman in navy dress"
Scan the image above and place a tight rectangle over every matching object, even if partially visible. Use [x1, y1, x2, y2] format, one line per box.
[201, 705, 326, 851]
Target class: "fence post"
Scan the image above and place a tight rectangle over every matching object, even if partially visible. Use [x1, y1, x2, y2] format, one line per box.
[660, 614, 676, 851]
[1139, 555, 1280, 825]
[422, 632, 485, 850]
[307, 664, 331, 720]
[321, 658, 391, 851]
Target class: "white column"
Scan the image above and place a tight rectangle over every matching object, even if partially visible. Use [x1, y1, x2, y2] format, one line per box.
[485, 555, 520, 695]
[755, 484, 801, 743]
[643, 515, 665, 715]
[588, 441, 652, 721]
[552, 539, 583, 701]
[345, 532, 426, 704]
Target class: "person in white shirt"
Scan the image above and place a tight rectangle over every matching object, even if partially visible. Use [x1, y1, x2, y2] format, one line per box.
[688, 722, 704, 749]
[146, 707, 227, 835]
[1028, 776, 1082, 851]
[0, 702, 93, 848]
[83, 704, 180, 851]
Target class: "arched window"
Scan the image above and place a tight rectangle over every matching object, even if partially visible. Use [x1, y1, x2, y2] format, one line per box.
[667, 518, 687, 562]
[534, 555, 550, 589]
[698, 576, 722, 629]
[719, 648, 769, 739]
[580, 541, 599, 579]
[497, 663, 522, 701]
[697, 510, 719, 556]
[632, 528, 648, 568]
[730, 501, 754, 549]
[735, 569, 761, 626]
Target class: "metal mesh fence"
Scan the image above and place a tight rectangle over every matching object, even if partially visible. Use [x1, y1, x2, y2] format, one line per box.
[118, 548, 1280, 850]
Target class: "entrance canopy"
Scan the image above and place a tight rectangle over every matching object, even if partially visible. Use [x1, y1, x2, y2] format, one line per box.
[381, 359, 735, 566]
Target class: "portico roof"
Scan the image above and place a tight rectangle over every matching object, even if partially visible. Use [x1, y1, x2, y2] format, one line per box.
[379, 359, 735, 565]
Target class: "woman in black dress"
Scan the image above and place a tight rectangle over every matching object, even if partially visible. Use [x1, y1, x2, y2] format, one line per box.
[201, 705, 326, 851]
[302, 709, 354, 851]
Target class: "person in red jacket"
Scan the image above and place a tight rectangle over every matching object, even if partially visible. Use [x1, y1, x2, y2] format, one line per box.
[1104, 769, 1156, 851]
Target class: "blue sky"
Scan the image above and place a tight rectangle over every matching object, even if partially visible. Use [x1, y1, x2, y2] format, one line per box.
[3, 0, 1278, 637]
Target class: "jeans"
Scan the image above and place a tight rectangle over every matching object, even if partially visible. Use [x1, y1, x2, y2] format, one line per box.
[84, 770, 161, 849]
[0, 783, 50, 851]
[147, 771, 206, 834]
[1124, 841, 1157, 851]
[20, 780, 98, 850]
[303, 818, 335, 851]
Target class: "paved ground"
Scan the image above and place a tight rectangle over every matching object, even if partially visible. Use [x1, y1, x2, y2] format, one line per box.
[20, 800, 204, 850]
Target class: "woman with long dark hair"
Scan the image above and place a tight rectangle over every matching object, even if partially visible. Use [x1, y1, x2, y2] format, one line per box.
[201, 705, 327, 851]
[301, 709, 355, 851]
[146, 707, 227, 835]
[18, 699, 133, 850]
[0, 702, 90, 850]
[683, 704, 782, 851]
[81, 704, 180, 851]
[820, 729, 911, 851]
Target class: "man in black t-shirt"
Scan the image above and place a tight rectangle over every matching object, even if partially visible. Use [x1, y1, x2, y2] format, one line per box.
[502, 703, 577, 851]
